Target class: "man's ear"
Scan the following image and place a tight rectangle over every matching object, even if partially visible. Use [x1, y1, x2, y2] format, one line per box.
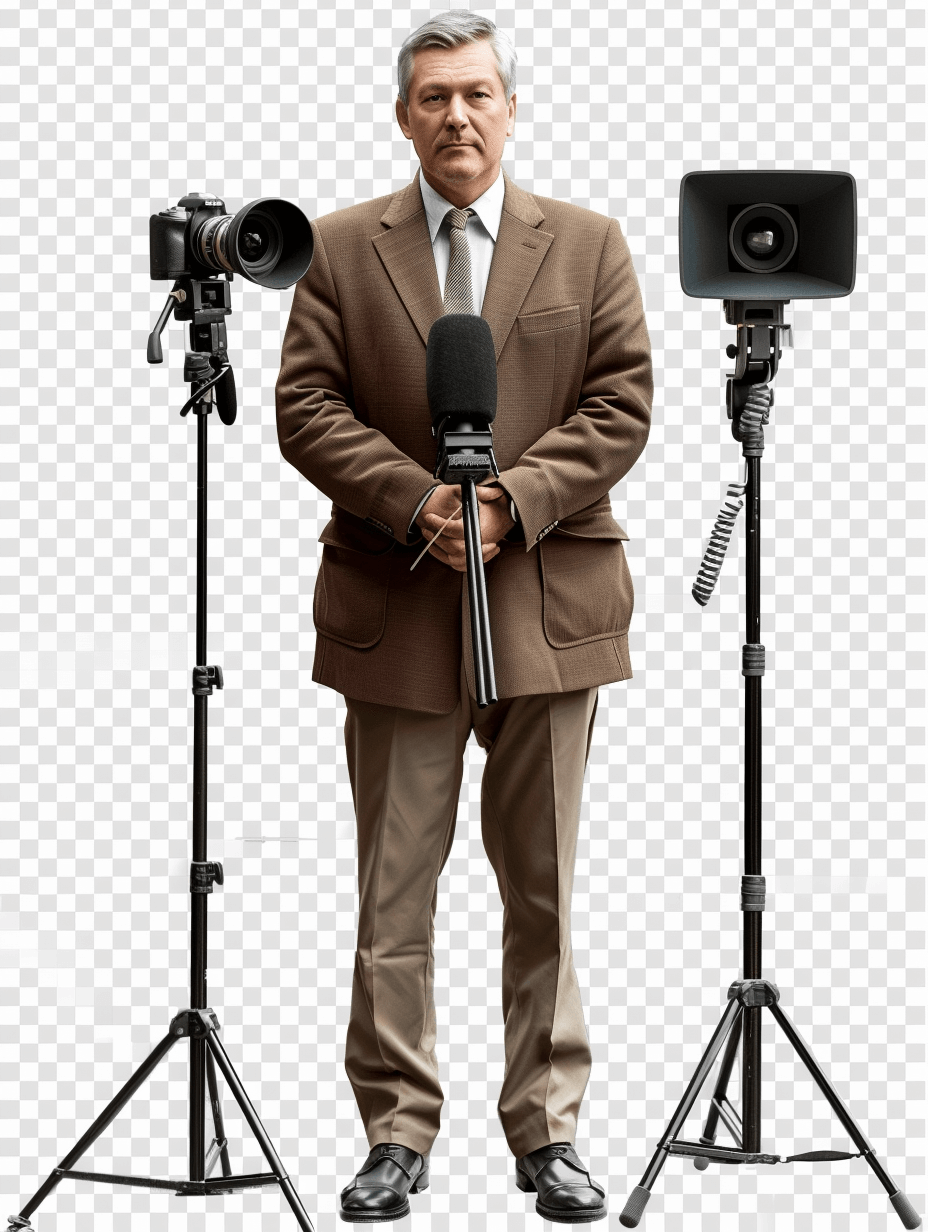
[396, 97, 413, 140]
[506, 93, 517, 138]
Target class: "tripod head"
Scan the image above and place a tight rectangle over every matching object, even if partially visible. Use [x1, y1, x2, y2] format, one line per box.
[148, 273, 238, 424]
[722, 298, 792, 448]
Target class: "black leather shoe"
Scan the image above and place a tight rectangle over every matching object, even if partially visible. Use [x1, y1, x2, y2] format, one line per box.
[516, 1142, 607, 1223]
[339, 1143, 429, 1223]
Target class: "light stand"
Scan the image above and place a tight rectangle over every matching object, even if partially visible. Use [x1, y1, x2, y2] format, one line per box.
[7, 279, 314, 1232]
[619, 302, 922, 1230]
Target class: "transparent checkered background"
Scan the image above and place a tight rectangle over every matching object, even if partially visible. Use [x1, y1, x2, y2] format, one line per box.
[1, 0, 924, 1228]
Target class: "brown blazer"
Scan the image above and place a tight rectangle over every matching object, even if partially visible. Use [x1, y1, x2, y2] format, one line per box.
[276, 172, 652, 714]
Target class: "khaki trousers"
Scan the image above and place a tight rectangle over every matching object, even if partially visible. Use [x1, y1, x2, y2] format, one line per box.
[342, 667, 598, 1159]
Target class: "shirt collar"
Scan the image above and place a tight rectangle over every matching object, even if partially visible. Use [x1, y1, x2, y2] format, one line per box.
[419, 168, 505, 244]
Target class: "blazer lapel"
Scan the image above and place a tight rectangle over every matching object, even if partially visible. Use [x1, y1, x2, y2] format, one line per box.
[481, 173, 554, 359]
[372, 173, 443, 348]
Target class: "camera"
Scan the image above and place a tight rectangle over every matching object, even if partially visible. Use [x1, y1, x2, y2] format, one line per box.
[679, 170, 856, 301]
[149, 193, 313, 290]
[147, 192, 314, 424]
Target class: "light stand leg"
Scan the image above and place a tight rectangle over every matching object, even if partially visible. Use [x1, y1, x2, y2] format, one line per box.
[205, 1049, 233, 1179]
[9, 1033, 178, 1227]
[619, 998, 743, 1227]
[768, 1003, 922, 1228]
[206, 1031, 315, 1232]
[693, 1013, 743, 1169]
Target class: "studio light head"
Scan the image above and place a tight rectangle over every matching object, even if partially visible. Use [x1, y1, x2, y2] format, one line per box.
[149, 193, 313, 289]
[679, 170, 856, 301]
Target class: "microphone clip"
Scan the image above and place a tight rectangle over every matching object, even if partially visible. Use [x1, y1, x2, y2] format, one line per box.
[434, 419, 499, 485]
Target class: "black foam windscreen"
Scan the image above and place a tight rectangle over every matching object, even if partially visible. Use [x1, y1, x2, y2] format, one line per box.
[426, 314, 497, 426]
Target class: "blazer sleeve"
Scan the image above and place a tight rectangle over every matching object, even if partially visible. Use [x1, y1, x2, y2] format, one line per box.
[275, 224, 437, 546]
[495, 217, 653, 549]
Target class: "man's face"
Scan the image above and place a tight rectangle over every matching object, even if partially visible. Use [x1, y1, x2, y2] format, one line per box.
[396, 38, 516, 193]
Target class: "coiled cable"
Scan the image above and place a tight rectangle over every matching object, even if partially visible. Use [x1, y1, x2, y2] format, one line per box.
[737, 382, 772, 457]
[692, 474, 748, 607]
[692, 382, 773, 607]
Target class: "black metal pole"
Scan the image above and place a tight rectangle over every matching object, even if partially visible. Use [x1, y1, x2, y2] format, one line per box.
[742, 454, 762, 1152]
[189, 404, 209, 1181]
[461, 478, 497, 705]
[460, 479, 489, 707]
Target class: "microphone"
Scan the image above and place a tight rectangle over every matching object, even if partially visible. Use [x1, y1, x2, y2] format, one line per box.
[425, 313, 499, 708]
[426, 314, 497, 429]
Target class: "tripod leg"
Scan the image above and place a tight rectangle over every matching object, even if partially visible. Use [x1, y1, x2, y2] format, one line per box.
[205, 1031, 314, 1232]
[693, 1012, 743, 1169]
[769, 1002, 922, 1229]
[205, 1048, 233, 1178]
[620, 999, 742, 1227]
[9, 1032, 178, 1228]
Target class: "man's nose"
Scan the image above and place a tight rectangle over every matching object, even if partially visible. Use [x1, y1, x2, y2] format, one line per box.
[444, 97, 469, 128]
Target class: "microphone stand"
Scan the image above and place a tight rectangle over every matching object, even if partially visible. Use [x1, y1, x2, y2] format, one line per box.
[7, 282, 314, 1232]
[434, 417, 498, 708]
[619, 300, 921, 1231]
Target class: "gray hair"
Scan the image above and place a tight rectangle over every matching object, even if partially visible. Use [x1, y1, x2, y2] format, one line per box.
[397, 11, 517, 106]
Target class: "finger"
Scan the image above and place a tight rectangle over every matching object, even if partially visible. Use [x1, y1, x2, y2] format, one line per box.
[475, 485, 505, 501]
[426, 517, 465, 539]
[428, 540, 464, 568]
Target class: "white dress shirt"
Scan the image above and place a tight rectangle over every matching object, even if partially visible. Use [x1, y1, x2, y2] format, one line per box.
[419, 169, 505, 314]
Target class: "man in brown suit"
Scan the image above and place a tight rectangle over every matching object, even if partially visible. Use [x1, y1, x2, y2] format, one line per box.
[276, 11, 651, 1224]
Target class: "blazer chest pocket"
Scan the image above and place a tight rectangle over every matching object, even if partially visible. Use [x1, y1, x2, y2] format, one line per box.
[517, 304, 582, 335]
[538, 533, 634, 649]
[512, 305, 584, 434]
[314, 517, 394, 648]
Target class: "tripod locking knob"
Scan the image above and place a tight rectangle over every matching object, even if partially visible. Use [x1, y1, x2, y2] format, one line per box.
[190, 861, 224, 894]
[192, 664, 224, 695]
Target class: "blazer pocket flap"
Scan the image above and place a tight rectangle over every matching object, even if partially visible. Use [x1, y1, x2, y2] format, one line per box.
[314, 545, 392, 649]
[318, 511, 396, 557]
[539, 534, 634, 649]
[517, 304, 582, 335]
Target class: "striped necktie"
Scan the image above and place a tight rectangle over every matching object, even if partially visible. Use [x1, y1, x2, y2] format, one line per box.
[443, 207, 475, 314]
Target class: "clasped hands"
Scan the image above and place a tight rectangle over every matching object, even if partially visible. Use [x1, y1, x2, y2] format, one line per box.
[415, 483, 515, 572]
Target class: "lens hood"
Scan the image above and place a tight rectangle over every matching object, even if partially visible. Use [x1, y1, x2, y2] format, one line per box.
[226, 198, 314, 288]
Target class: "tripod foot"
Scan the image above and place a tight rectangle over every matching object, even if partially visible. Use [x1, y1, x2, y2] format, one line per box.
[619, 1186, 652, 1228]
[891, 1190, 922, 1230]
[693, 1157, 710, 1172]
[8, 1219, 32, 1230]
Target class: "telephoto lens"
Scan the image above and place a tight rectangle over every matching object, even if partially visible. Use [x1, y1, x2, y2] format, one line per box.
[194, 198, 313, 288]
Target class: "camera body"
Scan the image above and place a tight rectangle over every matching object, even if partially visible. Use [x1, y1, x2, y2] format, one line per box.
[149, 194, 229, 282]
